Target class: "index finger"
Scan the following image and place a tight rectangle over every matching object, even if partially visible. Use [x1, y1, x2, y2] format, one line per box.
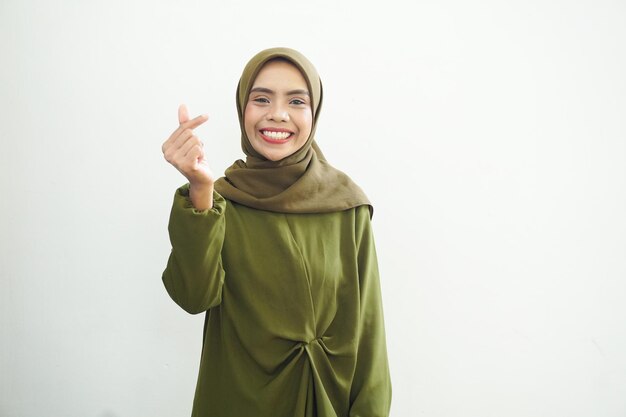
[163, 114, 209, 151]
[180, 113, 209, 130]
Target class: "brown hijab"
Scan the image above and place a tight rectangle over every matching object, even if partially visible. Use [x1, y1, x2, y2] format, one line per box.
[214, 47, 372, 217]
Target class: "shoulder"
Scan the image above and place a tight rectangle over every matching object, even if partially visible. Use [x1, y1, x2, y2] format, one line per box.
[354, 203, 374, 228]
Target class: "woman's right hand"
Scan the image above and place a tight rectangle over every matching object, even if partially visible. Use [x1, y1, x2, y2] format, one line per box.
[162, 104, 213, 187]
[162, 104, 215, 210]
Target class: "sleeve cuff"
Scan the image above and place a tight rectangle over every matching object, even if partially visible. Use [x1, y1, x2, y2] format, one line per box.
[175, 183, 226, 216]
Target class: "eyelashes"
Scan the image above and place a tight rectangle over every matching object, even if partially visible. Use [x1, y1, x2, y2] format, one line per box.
[251, 97, 308, 106]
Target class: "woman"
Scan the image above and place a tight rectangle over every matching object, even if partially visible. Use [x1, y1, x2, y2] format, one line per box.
[161, 47, 392, 417]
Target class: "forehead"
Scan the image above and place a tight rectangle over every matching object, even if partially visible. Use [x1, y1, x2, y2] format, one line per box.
[251, 60, 308, 88]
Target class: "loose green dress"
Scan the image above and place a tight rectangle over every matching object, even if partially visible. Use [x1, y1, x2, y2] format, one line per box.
[162, 183, 392, 417]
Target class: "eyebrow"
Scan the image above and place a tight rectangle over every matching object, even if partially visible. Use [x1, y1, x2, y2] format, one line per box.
[250, 87, 310, 96]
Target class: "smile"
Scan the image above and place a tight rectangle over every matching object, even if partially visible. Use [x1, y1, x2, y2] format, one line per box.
[260, 130, 293, 143]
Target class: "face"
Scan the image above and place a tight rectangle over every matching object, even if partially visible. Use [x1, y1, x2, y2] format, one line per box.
[244, 60, 313, 161]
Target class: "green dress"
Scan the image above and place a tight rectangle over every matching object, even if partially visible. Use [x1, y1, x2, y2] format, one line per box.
[162, 183, 392, 417]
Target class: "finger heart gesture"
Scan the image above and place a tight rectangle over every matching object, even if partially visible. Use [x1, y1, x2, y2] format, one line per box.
[162, 104, 214, 187]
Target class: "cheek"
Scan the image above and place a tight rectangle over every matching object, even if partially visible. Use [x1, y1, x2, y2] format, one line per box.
[244, 104, 257, 133]
[300, 111, 313, 137]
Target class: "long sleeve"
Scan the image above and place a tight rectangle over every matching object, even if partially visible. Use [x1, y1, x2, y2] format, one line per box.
[349, 206, 392, 417]
[162, 183, 227, 314]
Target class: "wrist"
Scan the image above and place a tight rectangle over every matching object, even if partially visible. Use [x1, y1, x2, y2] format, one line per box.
[189, 182, 214, 210]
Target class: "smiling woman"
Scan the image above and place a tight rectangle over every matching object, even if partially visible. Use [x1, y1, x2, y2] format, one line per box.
[244, 59, 313, 161]
[160, 47, 392, 417]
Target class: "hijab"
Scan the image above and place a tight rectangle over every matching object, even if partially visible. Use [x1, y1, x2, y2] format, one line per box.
[214, 47, 372, 217]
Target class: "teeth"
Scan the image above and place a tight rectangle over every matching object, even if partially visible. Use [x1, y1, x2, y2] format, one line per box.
[262, 130, 291, 140]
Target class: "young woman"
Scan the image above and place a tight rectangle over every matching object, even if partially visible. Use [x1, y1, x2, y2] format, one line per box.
[161, 47, 392, 417]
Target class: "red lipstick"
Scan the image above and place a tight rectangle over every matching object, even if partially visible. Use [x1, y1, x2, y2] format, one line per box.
[259, 128, 294, 144]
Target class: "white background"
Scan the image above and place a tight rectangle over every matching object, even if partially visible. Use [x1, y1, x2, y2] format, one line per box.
[1, 0, 625, 416]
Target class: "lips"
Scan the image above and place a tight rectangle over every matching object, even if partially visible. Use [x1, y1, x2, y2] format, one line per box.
[259, 129, 294, 143]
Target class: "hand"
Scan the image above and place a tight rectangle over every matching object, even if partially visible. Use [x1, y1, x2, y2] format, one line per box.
[162, 104, 214, 188]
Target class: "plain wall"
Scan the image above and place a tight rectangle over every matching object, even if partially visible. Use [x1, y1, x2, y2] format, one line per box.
[1, 0, 625, 416]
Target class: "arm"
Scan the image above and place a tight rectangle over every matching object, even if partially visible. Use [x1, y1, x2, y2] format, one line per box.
[162, 183, 227, 314]
[349, 205, 392, 417]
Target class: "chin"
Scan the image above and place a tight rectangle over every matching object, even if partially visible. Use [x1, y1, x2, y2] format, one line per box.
[254, 143, 296, 161]
[250, 137, 305, 161]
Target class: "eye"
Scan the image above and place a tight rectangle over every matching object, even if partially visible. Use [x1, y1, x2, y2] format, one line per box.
[290, 99, 306, 105]
[253, 97, 269, 104]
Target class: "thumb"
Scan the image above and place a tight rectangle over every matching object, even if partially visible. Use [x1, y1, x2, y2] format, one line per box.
[178, 103, 190, 125]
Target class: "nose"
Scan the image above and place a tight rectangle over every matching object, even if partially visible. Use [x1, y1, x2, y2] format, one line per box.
[266, 102, 289, 122]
